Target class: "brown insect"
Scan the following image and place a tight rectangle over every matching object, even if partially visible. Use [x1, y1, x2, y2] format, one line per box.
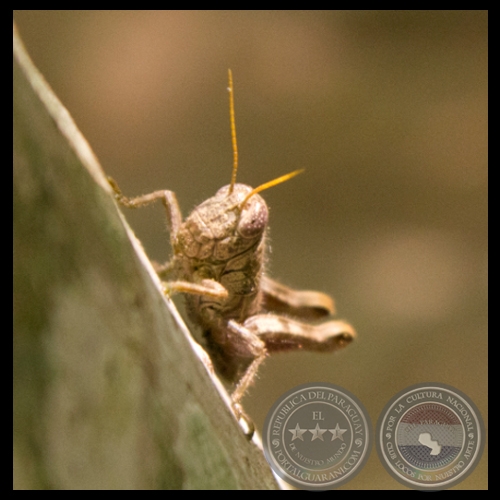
[108, 70, 355, 427]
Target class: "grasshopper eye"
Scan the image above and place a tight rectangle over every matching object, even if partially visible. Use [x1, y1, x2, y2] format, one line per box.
[237, 198, 268, 239]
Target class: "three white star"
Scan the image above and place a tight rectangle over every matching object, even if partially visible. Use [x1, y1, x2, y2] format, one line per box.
[287, 423, 347, 442]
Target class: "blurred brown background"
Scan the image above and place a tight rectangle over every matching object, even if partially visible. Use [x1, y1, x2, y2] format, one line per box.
[14, 11, 487, 489]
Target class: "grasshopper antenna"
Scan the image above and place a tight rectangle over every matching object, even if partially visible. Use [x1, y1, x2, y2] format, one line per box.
[227, 70, 304, 207]
[228, 69, 238, 194]
[240, 169, 305, 209]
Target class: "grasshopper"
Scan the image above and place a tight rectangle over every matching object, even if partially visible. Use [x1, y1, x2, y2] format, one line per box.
[108, 70, 355, 426]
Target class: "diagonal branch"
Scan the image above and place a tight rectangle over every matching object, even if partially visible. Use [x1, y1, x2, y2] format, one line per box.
[13, 23, 278, 490]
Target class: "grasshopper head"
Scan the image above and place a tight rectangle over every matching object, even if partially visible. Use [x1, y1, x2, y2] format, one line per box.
[216, 183, 268, 239]
[175, 183, 268, 263]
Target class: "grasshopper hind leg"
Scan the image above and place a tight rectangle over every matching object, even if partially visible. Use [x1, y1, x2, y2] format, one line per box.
[224, 314, 354, 403]
[221, 313, 355, 439]
[243, 314, 355, 353]
[261, 276, 336, 320]
[201, 320, 268, 440]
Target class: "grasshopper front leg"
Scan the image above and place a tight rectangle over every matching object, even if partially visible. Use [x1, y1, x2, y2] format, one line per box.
[108, 176, 182, 249]
[108, 177, 222, 297]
